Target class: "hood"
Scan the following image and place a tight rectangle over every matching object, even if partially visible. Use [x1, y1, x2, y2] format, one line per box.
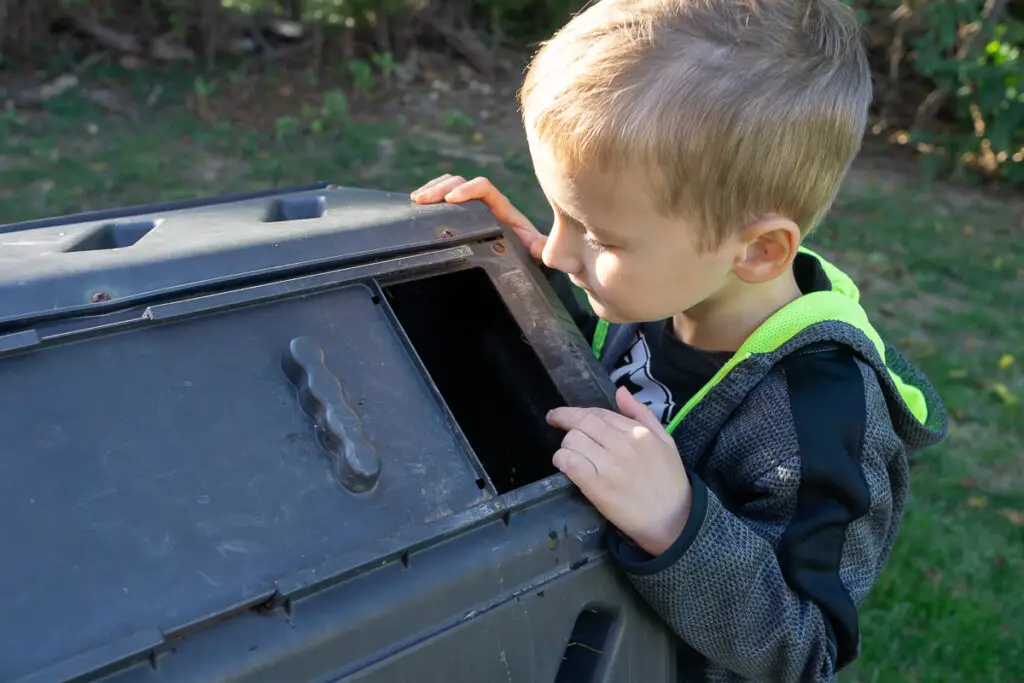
[786, 247, 947, 448]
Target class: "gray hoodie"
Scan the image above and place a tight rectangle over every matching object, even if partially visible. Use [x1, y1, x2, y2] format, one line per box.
[551, 248, 948, 682]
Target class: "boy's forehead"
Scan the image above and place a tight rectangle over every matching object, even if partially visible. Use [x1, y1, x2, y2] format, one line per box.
[528, 136, 651, 222]
[569, 171, 644, 231]
[529, 142, 701, 244]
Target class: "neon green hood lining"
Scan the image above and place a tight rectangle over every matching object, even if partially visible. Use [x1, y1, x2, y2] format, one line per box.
[590, 247, 930, 435]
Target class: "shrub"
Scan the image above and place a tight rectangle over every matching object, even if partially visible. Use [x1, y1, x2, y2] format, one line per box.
[1, 0, 1021, 184]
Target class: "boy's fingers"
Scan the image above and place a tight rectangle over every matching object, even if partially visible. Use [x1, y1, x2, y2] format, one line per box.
[411, 175, 467, 203]
[615, 387, 674, 445]
[449, 178, 545, 241]
[546, 406, 589, 431]
[548, 407, 627, 449]
[447, 177, 516, 218]
[412, 175, 547, 260]
[561, 427, 603, 456]
[411, 174, 548, 262]
[593, 406, 646, 434]
[410, 174, 453, 196]
[508, 226, 547, 260]
[552, 447, 600, 486]
[526, 234, 548, 261]
[410, 175, 456, 200]
[444, 175, 495, 200]
[551, 403, 642, 435]
[428, 175, 470, 199]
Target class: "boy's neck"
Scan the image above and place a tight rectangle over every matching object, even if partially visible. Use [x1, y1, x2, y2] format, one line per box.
[672, 266, 802, 353]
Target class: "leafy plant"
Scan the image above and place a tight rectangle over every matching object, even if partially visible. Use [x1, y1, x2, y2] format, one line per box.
[347, 59, 375, 91]
[6, 0, 1024, 186]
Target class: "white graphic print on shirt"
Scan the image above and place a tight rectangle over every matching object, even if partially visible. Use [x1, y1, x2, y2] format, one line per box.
[609, 329, 677, 424]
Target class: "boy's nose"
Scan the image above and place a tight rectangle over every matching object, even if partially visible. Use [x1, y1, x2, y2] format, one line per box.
[541, 222, 583, 275]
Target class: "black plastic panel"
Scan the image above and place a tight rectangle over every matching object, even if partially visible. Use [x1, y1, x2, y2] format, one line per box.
[0, 283, 488, 681]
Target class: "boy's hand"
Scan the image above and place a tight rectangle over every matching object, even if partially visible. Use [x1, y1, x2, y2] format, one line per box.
[410, 175, 548, 260]
[547, 386, 693, 557]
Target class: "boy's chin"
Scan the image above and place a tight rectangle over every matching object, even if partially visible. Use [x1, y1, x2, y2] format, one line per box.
[587, 296, 631, 324]
[587, 294, 666, 325]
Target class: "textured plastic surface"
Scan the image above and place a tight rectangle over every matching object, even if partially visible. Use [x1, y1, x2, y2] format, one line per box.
[0, 185, 677, 683]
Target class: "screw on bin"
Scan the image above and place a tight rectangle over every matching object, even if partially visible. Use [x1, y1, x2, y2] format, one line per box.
[492, 242, 507, 255]
[438, 228, 454, 238]
[90, 291, 111, 303]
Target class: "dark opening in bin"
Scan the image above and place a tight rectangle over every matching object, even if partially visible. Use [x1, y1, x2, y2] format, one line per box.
[554, 607, 619, 682]
[384, 268, 565, 494]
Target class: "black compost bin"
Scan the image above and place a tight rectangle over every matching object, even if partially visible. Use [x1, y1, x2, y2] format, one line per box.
[0, 184, 677, 683]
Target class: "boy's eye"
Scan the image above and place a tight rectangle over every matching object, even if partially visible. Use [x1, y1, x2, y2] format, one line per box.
[583, 234, 612, 252]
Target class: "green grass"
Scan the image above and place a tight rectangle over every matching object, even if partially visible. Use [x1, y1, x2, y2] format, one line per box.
[808, 190, 1024, 682]
[2, 81, 1021, 683]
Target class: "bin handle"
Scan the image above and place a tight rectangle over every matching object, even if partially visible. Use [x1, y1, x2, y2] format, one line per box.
[282, 336, 381, 493]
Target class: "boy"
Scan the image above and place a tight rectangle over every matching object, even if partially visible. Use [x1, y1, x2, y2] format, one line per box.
[412, 0, 948, 680]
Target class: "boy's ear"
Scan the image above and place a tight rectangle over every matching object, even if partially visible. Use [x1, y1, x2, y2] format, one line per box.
[731, 217, 801, 284]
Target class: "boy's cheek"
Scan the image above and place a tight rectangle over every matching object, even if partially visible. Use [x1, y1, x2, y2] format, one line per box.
[591, 268, 652, 320]
[591, 259, 628, 298]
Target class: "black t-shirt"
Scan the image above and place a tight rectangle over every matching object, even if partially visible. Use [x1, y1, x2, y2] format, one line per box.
[542, 267, 732, 422]
[607, 319, 733, 423]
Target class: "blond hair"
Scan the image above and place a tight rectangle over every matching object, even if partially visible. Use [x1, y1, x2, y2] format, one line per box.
[519, 0, 872, 248]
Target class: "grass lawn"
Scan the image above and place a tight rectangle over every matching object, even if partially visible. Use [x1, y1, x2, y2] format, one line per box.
[2, 68, 1021, 682]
